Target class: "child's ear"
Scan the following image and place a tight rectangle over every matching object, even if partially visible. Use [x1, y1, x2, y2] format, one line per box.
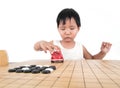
[78, 27, 80, 31]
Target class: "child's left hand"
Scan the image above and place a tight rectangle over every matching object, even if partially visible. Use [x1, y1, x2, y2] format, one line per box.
[101, 42, 112, 54]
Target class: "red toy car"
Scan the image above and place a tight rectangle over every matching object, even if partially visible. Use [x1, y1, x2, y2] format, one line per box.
[51, 50, 64, 63]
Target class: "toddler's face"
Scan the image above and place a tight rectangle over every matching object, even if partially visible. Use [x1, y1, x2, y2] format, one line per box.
[58, 18, 79, 42]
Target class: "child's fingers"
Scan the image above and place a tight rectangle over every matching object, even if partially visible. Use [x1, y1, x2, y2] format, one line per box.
[39, 41, 61, 53]
[102, 42, 107, 47]
[42, 46, 47, 53]
[40, 44, 48, 53]
[101, 42, 112, 53]
[46, 45, 54, 53]
[54, 45, 61, 51]
[106, 43, 112, 49]
[102, 42, 112, 48]
[51, 45, 60, 52]
[102, 42, 109, 46]
[48, 45, 61, 54]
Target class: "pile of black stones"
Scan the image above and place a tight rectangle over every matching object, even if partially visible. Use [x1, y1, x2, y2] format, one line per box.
[8, 65, 56, 74]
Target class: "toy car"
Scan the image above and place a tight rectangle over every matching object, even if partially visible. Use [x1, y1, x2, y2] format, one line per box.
[51, 50, 64, 63]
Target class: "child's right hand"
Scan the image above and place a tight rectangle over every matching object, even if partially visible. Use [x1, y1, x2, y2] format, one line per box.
[34, 40, 60, 53]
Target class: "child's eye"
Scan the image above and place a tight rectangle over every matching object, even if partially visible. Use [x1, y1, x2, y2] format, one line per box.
[70, 28, 74, 30]
[61, 29, 65, 30]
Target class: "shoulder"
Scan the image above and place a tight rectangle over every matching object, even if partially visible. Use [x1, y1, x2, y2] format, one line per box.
[52, 40, 60, 44]
[75, 41, 83, 47]
[82, 45, 86, 51]
[49, 40, 60, 44]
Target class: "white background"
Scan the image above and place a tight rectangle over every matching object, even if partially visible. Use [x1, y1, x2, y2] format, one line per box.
[0, 0, 120, 62]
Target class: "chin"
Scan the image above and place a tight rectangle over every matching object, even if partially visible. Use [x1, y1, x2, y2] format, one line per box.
[64, 39, 72, 42]
[63, 38, 73, 42]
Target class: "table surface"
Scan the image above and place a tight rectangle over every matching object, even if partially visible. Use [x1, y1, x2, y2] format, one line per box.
[0, 60, 120, 88]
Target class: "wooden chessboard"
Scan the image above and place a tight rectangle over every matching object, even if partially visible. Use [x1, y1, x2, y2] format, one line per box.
[0, 60, 120, 88]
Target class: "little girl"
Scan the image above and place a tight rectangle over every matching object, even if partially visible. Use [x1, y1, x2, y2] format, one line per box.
[34, 8, 112, 60]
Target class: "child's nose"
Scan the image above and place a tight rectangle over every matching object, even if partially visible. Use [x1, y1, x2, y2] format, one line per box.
[65, 29, 71, 34]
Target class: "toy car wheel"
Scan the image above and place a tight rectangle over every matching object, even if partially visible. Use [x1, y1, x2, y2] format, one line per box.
[51, 61, 54, 63]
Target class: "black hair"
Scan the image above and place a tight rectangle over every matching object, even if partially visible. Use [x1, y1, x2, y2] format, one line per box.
[56, 8, 81, 27]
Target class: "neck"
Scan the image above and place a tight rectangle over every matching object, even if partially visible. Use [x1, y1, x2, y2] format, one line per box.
[60, 40, 75, 49]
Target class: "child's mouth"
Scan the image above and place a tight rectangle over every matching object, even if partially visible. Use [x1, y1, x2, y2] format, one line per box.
[64, 37, 72, 41]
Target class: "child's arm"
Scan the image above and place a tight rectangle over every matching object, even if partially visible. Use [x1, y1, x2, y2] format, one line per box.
[83, 42, 112, 59]
[34, 40, 60, 53]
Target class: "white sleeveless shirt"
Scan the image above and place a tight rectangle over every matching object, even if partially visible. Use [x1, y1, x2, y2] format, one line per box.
[53, 40, 84, 60]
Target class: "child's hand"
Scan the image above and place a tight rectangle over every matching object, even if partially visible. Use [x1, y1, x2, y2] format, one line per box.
[101, 42, 112, 54]
[35, 41, 60, 53]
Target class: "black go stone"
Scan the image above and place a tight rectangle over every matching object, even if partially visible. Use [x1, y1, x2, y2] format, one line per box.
[49, 66, 56, 70]
[8, 68, 16, 72]
[23, 69, 31, 73]
[30, 65, 36, 68]
[14, 67, 21, 70]
[16, 69, 23, 73]
[32, 69, 40, 74]
[42, 70, 51, 74]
